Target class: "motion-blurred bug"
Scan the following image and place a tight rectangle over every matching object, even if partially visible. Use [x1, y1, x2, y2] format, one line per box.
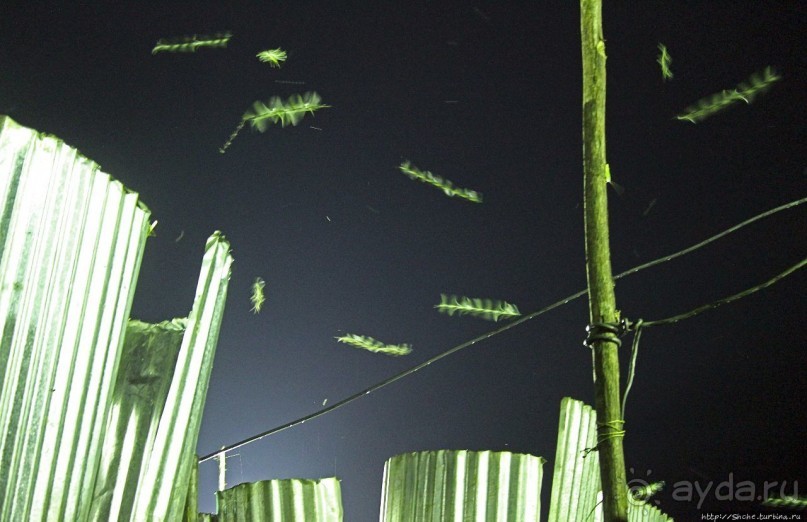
[657, 44, 673, 81]
[250, 277, 266, 314]
[257, 48, 287, 68]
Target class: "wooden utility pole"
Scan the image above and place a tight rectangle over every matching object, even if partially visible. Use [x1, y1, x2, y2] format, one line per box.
[580, 0, 628, 520]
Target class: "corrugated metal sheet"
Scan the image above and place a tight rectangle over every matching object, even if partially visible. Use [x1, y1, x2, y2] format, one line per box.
[547, 397, 672, 522]
[131, 231, 233, 522]
[380, 450, 546, 521]
[628, 500, 672, 522]
[0, 115, 151, 521]
[184, 453, 200, 522]
[90, 318, 187, 521]
[547, 397, 601, 521]
[216, 477, 343, 522]
[1, 116, 233, 522]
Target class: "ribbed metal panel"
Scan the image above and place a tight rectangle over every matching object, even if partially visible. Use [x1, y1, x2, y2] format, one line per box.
[216, 477, 343, 522]
[90, 318, 187, 521]
[547, 397, 601, 521]
[131, 231, 233, 522]
[628, 501, 672, 522]
[380, 450, 546, 522]
[184, 453, 200, 522]
[0, 115, 150, 521]
[547, 398, 673, 521]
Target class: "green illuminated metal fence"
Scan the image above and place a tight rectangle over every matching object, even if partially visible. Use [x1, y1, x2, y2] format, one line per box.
[380, 449, 545, 521]
[376, 398, 671, 522]
[215, 478, 343, 521]
[0, 115, 232, 522]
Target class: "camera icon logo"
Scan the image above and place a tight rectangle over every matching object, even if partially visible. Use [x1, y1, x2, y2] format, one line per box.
[627, 467, 665, 508]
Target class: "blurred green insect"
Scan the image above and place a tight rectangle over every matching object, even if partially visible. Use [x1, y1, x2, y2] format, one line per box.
[151, 32, 232, 54]
[676, 66, 780, 123]
[630, 481, 665, 502]
[257, 48, 287, 68]
[435, 294, 521, 321]
[761, 495, 807, 509]
[246, 92, 328, 129]
[335, 334, 412, 356]
[220, 92, 330, 152]
[250, 277, 266, 314]
[398, 161, 482, 203]
[657, 44, 673, 81]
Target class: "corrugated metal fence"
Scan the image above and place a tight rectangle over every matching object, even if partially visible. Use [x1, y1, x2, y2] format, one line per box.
[0, 115, 232, 522]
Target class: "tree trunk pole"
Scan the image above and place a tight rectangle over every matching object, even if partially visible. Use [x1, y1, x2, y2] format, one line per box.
[580, 1, 628, 520]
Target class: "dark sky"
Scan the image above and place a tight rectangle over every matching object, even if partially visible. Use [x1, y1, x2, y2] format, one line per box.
[2, 1, 805, 519]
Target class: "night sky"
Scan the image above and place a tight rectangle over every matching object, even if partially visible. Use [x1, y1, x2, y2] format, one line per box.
[2, 1, 805, 519]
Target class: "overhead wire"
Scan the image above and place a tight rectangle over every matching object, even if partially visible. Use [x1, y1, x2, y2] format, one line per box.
[199, 196, 806, 464]
[620, 255, 807, 419]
